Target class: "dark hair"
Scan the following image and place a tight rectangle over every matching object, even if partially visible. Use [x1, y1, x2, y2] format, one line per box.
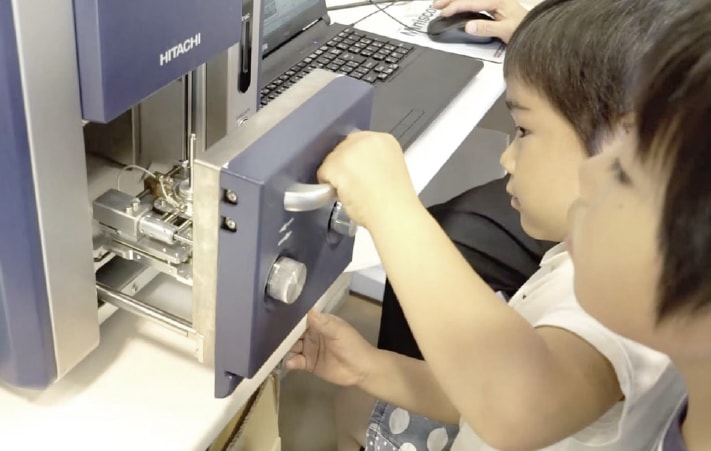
[632, 1, 711, 320]
[504, 0, 679, 155]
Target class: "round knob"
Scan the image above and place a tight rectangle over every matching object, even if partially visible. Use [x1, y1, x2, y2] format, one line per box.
[266, 257, 307, 304]
[329, 202, 357, 237]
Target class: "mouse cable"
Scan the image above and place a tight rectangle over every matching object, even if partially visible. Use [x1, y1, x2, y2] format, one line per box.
[327, 0, 428, 12]
[347, 0, 394, 26]
[365, 0, 430, 34]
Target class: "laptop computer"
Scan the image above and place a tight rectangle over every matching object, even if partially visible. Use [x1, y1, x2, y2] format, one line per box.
[260, 0, 485, 148]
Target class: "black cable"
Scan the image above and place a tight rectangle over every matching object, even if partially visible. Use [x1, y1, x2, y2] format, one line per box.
[369, 0, 431, 34]
[328, 0, 429, 12]
[347, 1, 395, 26]
[346, 0, 433, 31]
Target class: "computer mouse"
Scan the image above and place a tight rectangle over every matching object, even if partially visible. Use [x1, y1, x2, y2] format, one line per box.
[426, 12, 495, 45]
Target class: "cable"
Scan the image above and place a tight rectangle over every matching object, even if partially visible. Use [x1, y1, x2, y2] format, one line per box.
[117, 164, 179, 207]
[366, 0, 430, 34]
[328, 0, 429, 12]
[347, 1, 395, 27]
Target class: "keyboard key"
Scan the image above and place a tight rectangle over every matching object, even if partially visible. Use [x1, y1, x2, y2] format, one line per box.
[397, 43, 414, 51]
[327, 39, 338, 46]
[355, 66, 370, 74]
[372, 53, 386, 61]
[377, 72, 390, 81]
[346, 61, 360, 68]
[333, 58, 346, 66]
[308, 52, 318, 59]
[383, 44, 396, 51]
[261, 88, 270, 96]
[285, 70, 296, 77]
[350, 72, 364, 80]
[354, 42, 367, 48]
[277, 86, 287, 94]
[388, 63, 399, 71]
[362, 72, 378, 83]
[318, 45, 329, 52]
[360, 50, 374, 57]
[333, 36, 344, 43]
[273, 79, 283, 86]
[344, 39, 356, 46]
[362, 60, 377, 70]
[268, 92, 279, 99]
[339, 65, 354, 74]
[352, 31, 365, 38]
[266, 83, 277, 90]
[336, 43, 349, 50]
[374, 64, 387, 72]
[385, 56, 399, 64]
[390, 51, 405, 60]
[317, 56, 332, 65]
[338, 31, 348, 37]
[328, 48, 342, 56]
[360, 38, 373, 45]
[365, 45, 380, 53]
[326, 63, 341, 71]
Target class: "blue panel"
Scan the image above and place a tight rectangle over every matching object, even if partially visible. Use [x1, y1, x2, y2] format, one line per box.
[74, 0, 242, 122]
[213, 76, 373, 397]
[0, 0, 57, 388]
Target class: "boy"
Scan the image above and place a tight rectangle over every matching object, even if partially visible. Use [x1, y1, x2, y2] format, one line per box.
[286, 0, 687, 450]
[568, 2, 711, 450]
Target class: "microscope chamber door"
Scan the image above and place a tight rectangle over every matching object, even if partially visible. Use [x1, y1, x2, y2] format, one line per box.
[193, 70, 373, 398]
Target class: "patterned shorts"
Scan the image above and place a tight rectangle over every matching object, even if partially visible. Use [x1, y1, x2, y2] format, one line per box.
[364, 400, 460, 451]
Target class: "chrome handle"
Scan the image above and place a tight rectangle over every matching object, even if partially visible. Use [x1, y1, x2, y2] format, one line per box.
[283, 183, 335, 212]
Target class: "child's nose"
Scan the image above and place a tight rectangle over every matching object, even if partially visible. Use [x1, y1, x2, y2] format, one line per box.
[500, 143, 516, 174]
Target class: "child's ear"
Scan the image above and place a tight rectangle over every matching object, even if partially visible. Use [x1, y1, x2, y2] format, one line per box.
[620, 112, 636, 134]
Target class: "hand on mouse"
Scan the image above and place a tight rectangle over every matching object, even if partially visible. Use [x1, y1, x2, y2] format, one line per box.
[433, 0, 527, 44]
[317, 131, 420, 231]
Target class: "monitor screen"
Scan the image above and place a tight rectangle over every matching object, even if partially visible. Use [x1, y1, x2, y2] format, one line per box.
[261, 0, 325, 55]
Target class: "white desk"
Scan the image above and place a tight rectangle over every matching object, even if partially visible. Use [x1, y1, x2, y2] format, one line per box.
[0, 4, 505, 450]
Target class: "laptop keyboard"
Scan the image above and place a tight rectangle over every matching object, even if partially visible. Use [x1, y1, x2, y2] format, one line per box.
[260, 28, 415, 107]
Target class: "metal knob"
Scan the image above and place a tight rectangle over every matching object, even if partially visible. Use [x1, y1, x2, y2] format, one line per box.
[329, 202, 357, 237]
[266, 257, 307, 304]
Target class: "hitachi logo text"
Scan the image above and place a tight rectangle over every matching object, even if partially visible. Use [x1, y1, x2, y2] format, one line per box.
[160, 33, 201, 66]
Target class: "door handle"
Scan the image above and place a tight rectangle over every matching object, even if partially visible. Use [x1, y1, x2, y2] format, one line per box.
[283, 183, 335, 212]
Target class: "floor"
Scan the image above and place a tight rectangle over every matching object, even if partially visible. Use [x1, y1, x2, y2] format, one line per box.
[279, 294, 382, 451]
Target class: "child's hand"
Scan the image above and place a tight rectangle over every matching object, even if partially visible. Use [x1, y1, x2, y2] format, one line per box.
[285, 310, 376, 387]
[317, 131, 420, 230]
[433, 0, 527, 44]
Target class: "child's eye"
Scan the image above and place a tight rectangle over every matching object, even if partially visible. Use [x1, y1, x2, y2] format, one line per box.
[611, 158, 631, 185]
[515, 126, 530, 138]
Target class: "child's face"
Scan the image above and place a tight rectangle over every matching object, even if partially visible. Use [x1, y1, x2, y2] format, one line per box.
[567, 137, 670, 350]
[500, 80, 587, 242]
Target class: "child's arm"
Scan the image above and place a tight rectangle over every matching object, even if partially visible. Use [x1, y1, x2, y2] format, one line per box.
[369, 195, 622, 450]
[362, 349, 460, 424]
[318, 132, 623, 450]
[286, 310, 460, 424]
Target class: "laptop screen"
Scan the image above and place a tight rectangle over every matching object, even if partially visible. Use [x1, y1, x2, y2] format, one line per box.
[262, 0, 326, 55]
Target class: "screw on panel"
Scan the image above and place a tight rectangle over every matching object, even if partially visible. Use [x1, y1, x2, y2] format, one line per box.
[223, 217, 237, 232]
[224, 189, 238, 205]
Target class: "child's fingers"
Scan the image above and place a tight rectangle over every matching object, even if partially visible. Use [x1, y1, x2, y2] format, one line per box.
[284, 354, 307, 370]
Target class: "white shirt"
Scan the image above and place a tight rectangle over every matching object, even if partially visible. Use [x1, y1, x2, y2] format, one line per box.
[451, 244, 685, 451]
